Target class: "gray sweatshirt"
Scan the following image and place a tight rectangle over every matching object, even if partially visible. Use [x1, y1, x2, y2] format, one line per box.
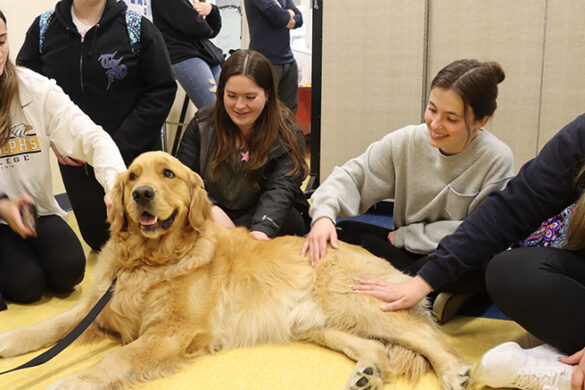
[310, 123, 515, 254]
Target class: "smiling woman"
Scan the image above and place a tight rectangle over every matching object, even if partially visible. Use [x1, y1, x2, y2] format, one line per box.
[425, 87, 487, 155]
[302, 59, 514, 322]
[176, 49, 310, 241]
[223, 74, 269, 136]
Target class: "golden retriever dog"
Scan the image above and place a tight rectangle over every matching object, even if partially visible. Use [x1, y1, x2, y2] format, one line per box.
[0, 151, 471, 389]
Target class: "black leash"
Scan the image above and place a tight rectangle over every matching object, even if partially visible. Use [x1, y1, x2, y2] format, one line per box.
[0, 278, 116, 376]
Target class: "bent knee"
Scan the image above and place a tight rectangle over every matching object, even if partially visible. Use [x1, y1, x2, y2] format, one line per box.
[4, 270, 46, 303]
[47, 259, 85, 293]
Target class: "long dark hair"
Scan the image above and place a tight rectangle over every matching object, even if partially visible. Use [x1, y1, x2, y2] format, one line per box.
[211, 49, 308, 184]
[0, 10, 18, 147]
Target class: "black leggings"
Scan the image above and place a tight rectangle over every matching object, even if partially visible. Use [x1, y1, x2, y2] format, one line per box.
[336, 220, 423, 272]
[336, 220, 487, 294]
[486, 247, 585, 354]
[0, 215, 85, 303]
[60, 163, 109, 251]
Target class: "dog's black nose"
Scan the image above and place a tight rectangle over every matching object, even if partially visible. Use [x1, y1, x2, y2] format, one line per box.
[132, 186, 155, 204]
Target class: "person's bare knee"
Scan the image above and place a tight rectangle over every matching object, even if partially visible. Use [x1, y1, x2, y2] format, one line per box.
[208, 78, 217, 93]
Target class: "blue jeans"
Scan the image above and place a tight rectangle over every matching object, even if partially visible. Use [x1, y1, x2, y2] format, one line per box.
[173, 57, 221, 109]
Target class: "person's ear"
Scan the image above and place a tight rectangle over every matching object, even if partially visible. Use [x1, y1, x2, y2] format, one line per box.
[475, 115, 490, 129]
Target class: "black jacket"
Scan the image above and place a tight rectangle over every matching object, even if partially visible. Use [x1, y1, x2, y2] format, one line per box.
[418, 113, 585, 290]
[151, 0, 224, 67]
[17, 0, 177, 164]
[177, 107, 309, 237]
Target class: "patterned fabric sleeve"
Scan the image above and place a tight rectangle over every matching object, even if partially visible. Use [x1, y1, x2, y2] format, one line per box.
[514, 204, 574, 248]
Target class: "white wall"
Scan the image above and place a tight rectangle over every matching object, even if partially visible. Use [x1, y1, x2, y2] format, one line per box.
[0, 1, 55, 55]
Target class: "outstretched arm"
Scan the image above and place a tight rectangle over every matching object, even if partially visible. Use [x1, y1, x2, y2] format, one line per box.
[350, 275, 433, 311]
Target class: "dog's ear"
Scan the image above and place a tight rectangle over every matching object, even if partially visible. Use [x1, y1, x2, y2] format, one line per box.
[108, 170, 128, 234]
[188, 171, 212, 230]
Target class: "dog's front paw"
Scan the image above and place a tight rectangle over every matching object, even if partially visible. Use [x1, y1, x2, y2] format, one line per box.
[439, 364, 471, 390]
[344, 362, 383, 390]
[0, 329, 24, 357]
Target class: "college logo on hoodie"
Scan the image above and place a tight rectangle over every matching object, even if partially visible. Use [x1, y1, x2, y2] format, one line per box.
[98, 51, 128, 90]
[0, 123, 41, 167]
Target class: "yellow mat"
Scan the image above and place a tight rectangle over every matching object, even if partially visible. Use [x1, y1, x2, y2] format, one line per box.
[0, 218, 533, 389]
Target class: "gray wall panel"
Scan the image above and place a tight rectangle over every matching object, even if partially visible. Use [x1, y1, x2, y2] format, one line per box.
[426, 0, 546, 171]
[540, 1, 585, 150]
[320, 0, 427, 180]
[320, 0, 585, 177]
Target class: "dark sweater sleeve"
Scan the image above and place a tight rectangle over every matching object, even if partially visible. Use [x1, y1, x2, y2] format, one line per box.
[418, 113, 585, 290]
[284, 0, 303, 28]
[205, 5, 222, 38]
[152, 0, 217, 38]
[111, 19, 177, 164]
[247, 0, 296, 27]
[16, 16, 43, 72]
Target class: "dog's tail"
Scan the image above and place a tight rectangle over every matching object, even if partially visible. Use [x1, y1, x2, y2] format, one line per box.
[384, 343, 431, 382]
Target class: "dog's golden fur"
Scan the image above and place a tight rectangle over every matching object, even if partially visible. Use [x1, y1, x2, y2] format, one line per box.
[0, 151, 471, 389]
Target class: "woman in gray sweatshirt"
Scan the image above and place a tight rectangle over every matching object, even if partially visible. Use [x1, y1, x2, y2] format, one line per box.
[302, 59, 514, 310]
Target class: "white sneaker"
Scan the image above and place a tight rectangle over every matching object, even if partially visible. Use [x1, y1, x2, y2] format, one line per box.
[526, 343, 567, 361]
[474, 341, 573, 390]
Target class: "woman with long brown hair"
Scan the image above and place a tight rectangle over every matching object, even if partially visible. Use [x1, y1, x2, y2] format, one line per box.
[0, 10, 125, 310]
[177, 49, 309, 240]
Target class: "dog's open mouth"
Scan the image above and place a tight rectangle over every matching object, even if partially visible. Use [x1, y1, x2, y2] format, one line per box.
[139, 211, 177, 232]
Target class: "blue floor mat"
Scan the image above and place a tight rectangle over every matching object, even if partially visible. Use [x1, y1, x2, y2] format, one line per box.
[336, 202, 395, 229]
[337, 214, 394, 230]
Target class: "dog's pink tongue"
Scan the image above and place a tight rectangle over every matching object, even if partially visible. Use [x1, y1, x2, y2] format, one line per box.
[139, 213, 158, 226]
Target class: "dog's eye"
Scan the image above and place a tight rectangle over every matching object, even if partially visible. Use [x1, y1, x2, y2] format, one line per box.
[163, 169, 175, 178]
[129, 172, 136, 181]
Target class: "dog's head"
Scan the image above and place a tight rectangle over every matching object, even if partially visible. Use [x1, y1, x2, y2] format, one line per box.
[109, 151, 211, 240]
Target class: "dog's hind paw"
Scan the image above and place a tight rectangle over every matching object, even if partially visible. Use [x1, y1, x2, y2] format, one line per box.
[439, 365, 472, 390]
[344, 363, 383, 390]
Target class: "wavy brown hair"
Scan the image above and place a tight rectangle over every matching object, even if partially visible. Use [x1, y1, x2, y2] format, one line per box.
[210, 49, 308, 185]
[0, 10, 18, 147]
